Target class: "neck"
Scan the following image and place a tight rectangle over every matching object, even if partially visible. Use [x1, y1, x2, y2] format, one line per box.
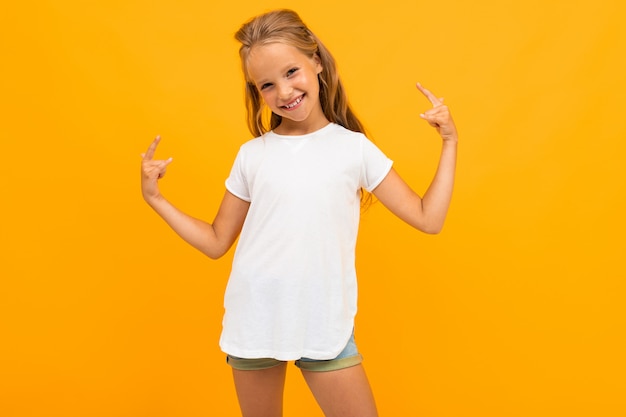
[273, 106, 330, 136]
[274, 119, 330, 136]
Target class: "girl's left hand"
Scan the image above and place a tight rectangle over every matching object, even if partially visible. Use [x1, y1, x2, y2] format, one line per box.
[417, 83, 458, 142]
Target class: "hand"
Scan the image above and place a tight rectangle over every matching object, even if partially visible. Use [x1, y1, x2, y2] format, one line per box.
[417, 83, 458, 142]
[141, 135, 173, 202]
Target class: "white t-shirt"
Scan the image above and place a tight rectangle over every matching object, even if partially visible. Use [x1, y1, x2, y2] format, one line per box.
[221, 123, 393, 360]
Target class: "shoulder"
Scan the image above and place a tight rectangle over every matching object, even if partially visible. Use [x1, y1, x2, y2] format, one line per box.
[237, 134, 268, 155]
[322, 124, 371, 152]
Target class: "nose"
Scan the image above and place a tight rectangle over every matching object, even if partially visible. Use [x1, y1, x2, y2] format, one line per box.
[277, 82, 293, 101]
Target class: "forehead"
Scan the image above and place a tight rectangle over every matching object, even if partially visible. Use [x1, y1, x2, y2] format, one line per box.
[246, 43, 313, 80]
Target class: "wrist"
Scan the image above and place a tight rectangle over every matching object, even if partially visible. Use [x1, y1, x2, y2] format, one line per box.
[143, 191, 166, 207]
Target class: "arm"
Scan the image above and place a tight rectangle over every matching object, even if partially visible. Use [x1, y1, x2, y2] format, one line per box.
[372, 83, 457, 234]
[141, 136, 250, 259]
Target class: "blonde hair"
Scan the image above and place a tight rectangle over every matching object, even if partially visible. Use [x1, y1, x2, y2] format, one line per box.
[235, 9, 365, 137]
[234, 9, 373, 208]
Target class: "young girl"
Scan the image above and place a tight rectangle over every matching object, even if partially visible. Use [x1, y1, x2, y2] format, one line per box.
[141, 9, 457, 417]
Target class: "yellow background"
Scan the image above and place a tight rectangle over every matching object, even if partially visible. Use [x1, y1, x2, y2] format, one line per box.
[1, 0, 625, 416]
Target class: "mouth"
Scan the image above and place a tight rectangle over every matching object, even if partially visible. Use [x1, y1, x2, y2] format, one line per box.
[282, 94, 304, 110]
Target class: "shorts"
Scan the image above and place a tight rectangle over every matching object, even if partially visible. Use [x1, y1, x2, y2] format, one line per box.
[226, 331, 363, 372]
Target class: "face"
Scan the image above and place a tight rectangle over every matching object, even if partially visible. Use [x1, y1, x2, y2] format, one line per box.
[246, 42, 327, 133]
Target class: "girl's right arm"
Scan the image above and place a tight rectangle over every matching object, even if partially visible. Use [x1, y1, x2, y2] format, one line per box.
[141, 136, 250, 259]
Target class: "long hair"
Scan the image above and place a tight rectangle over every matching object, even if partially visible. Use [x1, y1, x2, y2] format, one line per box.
[234, 9, 373, 207]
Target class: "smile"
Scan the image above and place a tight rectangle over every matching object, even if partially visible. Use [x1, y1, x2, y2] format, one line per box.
[283, 95, 304, 110]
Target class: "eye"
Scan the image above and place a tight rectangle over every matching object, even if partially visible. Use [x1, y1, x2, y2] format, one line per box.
[286, 67, 299, 77]
[259, 82, 272, 91]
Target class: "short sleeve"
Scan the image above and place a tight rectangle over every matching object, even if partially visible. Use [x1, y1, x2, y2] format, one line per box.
[225, 147, 251, 202]
[360, 136, 394, 192]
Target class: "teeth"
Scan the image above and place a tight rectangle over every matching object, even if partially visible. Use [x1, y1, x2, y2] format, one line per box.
[285, 96, 302, 109]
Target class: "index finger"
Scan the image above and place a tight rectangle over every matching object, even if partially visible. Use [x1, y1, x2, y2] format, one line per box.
[416, 83, 442, 107]
[143, 135, 162, 161]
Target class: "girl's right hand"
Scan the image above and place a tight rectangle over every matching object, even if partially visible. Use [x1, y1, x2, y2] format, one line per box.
[140, 135, 173, 202]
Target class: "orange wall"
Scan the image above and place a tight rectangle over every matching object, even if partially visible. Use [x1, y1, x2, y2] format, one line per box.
[1, 1, 625, 416]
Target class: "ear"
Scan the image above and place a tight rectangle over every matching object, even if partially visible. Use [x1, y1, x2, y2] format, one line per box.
[313, 53, 323, 74]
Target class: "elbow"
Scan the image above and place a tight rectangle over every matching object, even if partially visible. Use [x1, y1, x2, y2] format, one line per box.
[416, 218, 445, 235]
[204, 247, 227, 260]
[203, 237, 238, 259]
[200, 232, 236, 260]
[200, 242, 229, 260]
[412, 203, 447, 235]
[421, 225, 443, 235]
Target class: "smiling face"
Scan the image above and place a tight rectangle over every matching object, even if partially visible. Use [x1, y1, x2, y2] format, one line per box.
[246, 42, 328, 135]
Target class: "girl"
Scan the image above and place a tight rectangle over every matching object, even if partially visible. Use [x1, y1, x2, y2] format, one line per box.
[141, 9, 457, 417]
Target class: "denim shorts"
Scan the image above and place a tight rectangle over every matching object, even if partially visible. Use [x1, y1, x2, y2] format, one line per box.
[226, 331, 362, 372]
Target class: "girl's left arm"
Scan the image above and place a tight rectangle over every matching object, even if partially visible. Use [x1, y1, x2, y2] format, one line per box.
[372, 83, 458, 234]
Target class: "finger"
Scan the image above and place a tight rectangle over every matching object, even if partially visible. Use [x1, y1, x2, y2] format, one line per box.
[142, 158, 173, 179]
[143, 135, 162, 161]
[157, 158, 174, 178]
[144, 157, 174, 171]
[419, 112, 440, 127]
[423, 104, 449, 116]
[143, 157, 174, 168]
[420, 105, 446, 119]
[421, 107, 449, 125]
[416, 83, 442, 107]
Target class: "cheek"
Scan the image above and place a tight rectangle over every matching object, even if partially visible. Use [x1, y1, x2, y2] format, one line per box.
[260, 90, 274, 104]
[297, 73, 316, 91]
[261, 91, 282, 111]
[306, 74, 321, 94]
